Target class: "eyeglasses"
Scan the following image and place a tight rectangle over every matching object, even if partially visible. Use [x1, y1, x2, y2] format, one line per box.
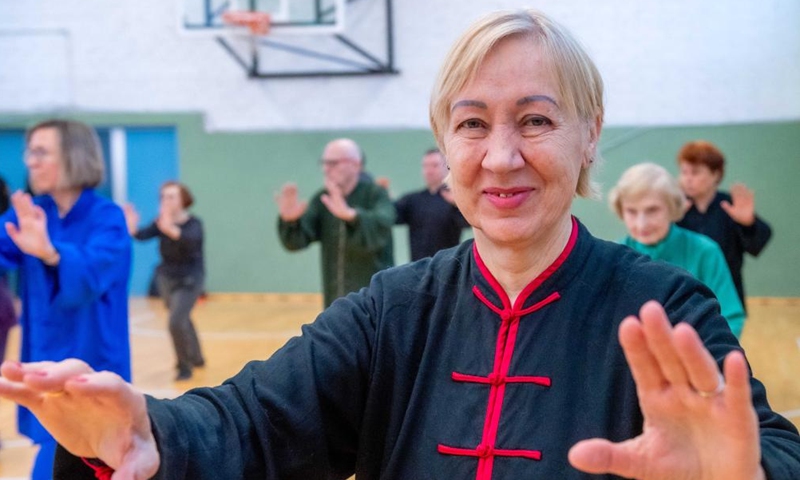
[24, 148, 51, 160]
[319, 158, 353, 168]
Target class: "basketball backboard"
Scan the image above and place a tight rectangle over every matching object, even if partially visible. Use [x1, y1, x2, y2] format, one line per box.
[180, 0, 397, 78]
[182, 0, 346, 36]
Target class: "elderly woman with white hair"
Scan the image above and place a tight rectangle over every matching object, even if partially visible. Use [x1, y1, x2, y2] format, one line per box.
[610, 162, 746, 337]
[1, 9, 799, 480]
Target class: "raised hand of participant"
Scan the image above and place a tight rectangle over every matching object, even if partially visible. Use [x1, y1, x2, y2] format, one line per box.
[122, 204, 141, 236]
[4, 191, 58, 263]
[569, 301, 765, 480]
[320, 179, 357, 222]
[720, 183, 756, 226]
[0, 359, 159, 480]
[155, 207, 180, 240]
[275, 182, 308, 222]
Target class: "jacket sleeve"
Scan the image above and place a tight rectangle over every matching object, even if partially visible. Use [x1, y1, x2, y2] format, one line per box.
[658, 273, 800, 479]
[696, 242, 746, 337]
[50, 203, 132, 309]
[132, 221, 160, 241]
[394, 195, 410, 225]
[176, 217, 203, 252]
[0, 208, 23, 273]
[346, 186, 395, 253]
[738, 215, 772, 257]
[145, 288, 379, 479]
[277, 195, 322, 251]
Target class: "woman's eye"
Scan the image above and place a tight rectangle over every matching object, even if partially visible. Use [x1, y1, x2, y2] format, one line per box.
[524, 116, 551, 127]
[460, 119, 484, 129]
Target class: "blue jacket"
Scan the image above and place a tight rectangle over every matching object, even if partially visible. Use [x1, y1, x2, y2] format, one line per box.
[0, 189, 132, 442]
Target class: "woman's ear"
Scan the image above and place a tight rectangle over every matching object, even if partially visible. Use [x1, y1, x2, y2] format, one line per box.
[583, 115, 603, 169]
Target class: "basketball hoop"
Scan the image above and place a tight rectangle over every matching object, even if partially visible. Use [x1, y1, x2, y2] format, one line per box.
[222, 11, 272, 36]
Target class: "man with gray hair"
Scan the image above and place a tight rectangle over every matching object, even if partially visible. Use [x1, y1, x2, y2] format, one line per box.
[276, 138, 395, 307]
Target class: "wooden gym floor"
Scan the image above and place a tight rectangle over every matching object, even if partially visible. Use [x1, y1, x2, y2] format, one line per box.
[0, 295, 798, 479]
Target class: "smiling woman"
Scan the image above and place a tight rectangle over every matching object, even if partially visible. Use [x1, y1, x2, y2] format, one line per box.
[0, 10, 799, 480]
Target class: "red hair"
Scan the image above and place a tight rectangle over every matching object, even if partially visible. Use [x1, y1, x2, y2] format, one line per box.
[677, 140, 725, 180]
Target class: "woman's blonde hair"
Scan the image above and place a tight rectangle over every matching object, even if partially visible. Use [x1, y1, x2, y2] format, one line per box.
[429, 9, 604, 198]
[608, 162, 685, 222]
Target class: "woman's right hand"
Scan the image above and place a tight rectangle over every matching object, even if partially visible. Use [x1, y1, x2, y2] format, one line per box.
[0, 359, 160, 480]
[122, 204, 141, 236]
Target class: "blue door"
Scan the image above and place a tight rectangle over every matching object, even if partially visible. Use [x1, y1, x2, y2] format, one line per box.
[0, 129, 27, 194]
[126, 127, 179, 296]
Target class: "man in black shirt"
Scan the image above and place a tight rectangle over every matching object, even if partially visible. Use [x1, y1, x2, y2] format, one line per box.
[394, 148, 469, 261]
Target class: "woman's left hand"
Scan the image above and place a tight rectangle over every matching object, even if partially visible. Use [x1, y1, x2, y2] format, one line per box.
[568, 300, 765, 480]
[4, 191, 57, 261]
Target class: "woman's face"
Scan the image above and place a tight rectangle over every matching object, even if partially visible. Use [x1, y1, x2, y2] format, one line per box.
[621, 192, 672, 246]
[26, 127, 65, 195]
[160, 185, 184, 215]
[678, 161, 720, 201]
[443, 36, 598, 249]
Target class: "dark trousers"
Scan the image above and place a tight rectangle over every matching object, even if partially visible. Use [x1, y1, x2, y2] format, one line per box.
[157, 273, 205, 372]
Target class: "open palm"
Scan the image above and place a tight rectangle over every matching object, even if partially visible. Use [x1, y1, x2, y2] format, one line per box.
[0, 360, 159, 479]
[569, 301, 764, 480]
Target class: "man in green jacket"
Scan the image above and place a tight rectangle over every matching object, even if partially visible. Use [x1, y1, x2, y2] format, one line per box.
[276, 138, 395, 307]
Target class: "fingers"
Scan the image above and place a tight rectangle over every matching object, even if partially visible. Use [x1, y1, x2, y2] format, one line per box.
[16, 359, 94, 393]
[730, 183, 753, 199]
[4, 222, 20, 243]
[568, 438, 642, 479]
[723, 350, 753, 416]
[673, 323, 721, 395]
[619, 315, 665, 390]
[638, 301, 688, 386]
[10, 190, 34, 217]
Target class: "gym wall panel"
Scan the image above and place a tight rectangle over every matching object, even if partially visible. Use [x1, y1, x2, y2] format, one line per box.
[1, 114, 798, 297]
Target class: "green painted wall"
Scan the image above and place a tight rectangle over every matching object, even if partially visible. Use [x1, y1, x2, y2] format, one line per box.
[2, 114, 798, 296]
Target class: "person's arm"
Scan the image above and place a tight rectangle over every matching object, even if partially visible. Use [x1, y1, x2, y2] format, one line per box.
[132, 221, 160, 241]
[49, 203, 131, 309]
[393, 194, 410, 226]
[569, 272, 800, 479]
[277, 194, 322, 251]
[171, 217, 203, 251]
[696, 242, 746, 337]
[0, 207, 24, 272]
[738, 216, 772, 257]
[719, 184, 772, 257]
[4, 283, 381, 479]
[344, 185, 396, 252]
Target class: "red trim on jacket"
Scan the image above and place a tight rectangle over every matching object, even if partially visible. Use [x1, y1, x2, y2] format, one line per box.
[81, 458, 114, 480]
[437, 218, 578, 480]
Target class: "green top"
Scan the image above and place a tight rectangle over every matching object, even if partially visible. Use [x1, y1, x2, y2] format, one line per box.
[278, 180, 395, 307]
[622, 225, 746, 337]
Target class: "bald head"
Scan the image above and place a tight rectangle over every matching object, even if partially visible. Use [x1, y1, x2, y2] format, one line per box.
[321, 138, 363, 194]
[323, 138, 362, 165]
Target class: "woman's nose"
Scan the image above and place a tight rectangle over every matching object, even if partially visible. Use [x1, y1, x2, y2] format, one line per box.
[481, 126, 525, 173]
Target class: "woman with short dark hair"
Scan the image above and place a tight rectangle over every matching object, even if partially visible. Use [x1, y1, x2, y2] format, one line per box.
[125, 181, 206, 381]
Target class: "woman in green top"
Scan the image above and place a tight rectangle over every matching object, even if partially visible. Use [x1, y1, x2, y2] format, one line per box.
[610, 162, 746, 337]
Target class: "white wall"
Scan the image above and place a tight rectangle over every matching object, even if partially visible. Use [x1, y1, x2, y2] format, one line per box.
[0, 0, 798, 131]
